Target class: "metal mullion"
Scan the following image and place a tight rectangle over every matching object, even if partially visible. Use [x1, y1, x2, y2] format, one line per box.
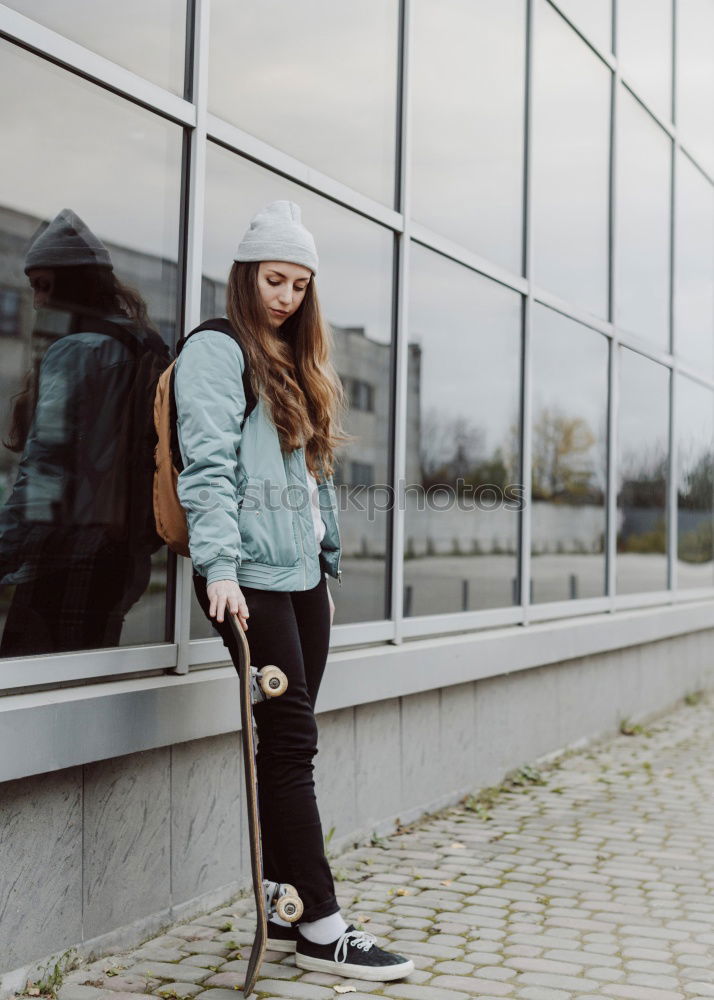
[400, 606, 524, 641]
[0, 644, 178, 690]
[169, 0, 210, 675]
[520, 0, 535, 625]
[607, 0, 620, 610]
[390, 0, 413, 645]
[206, 117, 403, 235]
[546, 0, 617, 69]
[668, 55, 678, 593]
[667, 367, 678, 570]
[188, 621, 397, 667]
[0, 3, 196, 126]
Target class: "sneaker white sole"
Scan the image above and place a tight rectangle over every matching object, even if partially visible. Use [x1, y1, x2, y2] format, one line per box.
[266, 939, 297, 954]
[295, 954, 415, 981]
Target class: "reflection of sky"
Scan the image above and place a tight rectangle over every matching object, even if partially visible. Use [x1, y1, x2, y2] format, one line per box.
[532, 0, 611, 319]
[203, 144, 392, 344]
[676, 0, 714, 175]
[616, 88, 671, 349]
[675, 154, 714, 374]
[676, 374, 714, 491]
[410, 0, 526, 275]
[618, 346, 669, 478]
[208, 0, 398, 206]
[0, 40, 182, 265]
[5, 0, 186, 94]
[409, 243, 521, 451]
[554, 0, 612, 52]
[532, 303, 609, 491]
[617, 0, 672, 121]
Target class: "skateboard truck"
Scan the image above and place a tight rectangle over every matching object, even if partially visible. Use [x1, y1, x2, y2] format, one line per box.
[251, 664, 288, 702]
[264, 879, 304, 923]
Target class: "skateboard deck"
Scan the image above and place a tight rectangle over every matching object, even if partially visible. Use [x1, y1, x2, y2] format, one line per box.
[226, 611, 302, 997]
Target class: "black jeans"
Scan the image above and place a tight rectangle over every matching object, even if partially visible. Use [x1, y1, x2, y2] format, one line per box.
[192, 569, 340, 923]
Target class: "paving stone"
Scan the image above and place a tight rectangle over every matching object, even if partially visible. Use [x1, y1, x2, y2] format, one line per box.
[151, 985, 203, 998]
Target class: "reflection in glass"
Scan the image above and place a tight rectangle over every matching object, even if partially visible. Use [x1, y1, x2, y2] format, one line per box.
[617, 0, 672, 122]
[676, 0, 714, 176]
[615, 89, 671, 349]
[405, 244, 522, 616]
[208, 0, 399, 205]
[531, 305, 608, 603]
[6, 0, 187, 94]
[674, 153, 714, 375]
[532, 0, 611, 318]
[193, 143, 395, 638]
[616, 347, 669, 594]
[676, 376, 714, 588]
[554, 0, 612, 53]
[410, 0, 526, 274]
[0, 42, 182, 655]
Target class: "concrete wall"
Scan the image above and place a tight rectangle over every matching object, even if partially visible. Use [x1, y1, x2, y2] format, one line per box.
[1, 626, 713, 993]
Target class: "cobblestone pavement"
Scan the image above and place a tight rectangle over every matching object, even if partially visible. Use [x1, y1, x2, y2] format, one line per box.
[28, 688, 714, 1000]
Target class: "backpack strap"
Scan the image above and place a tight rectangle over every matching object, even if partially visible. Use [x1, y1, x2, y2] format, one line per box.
[169, 317, 258, 473]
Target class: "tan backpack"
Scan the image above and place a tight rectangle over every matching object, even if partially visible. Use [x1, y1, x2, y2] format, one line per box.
[152, 318, 257, 557]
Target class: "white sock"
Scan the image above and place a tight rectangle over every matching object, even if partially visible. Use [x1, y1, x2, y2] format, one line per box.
[268, 913, 293, 927]
[298, 910, 349, 944]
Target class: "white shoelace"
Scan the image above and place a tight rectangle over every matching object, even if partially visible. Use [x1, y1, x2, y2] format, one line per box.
[334, 928, 377, 964]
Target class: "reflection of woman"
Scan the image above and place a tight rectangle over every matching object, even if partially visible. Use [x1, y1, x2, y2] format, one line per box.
[0, 208, 166, 655]
[176, 200, 413, 980]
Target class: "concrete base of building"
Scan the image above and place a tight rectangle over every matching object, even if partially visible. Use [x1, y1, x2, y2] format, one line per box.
[1, 626, 713, 994]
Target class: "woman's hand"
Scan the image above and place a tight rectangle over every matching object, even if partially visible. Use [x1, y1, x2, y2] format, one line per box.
[327, 582, 335, 627]
[207, 579, 249, 630]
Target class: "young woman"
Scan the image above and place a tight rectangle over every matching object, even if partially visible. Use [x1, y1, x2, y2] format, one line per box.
[174, 200, 414, 981]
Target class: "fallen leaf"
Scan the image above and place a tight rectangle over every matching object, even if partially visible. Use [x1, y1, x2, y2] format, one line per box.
[450, 842, 466, 849]
[440, 880, 452, 886]
[334, 987, 357, 994]
[395, 888, 410, 896]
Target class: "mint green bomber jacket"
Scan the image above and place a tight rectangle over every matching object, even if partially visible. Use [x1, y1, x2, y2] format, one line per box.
[173, 328, 342, 591]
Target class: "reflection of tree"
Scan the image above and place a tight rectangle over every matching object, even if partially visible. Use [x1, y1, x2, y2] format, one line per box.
[619, 445, 668, 507]
[678, 448, 714, 510]
[531, 406, 602, 504]
[419, 408, 511, 490]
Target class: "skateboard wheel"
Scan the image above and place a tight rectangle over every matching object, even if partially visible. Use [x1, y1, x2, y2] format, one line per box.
[259, 665, 288, 697]
[276, 890, 303, 922]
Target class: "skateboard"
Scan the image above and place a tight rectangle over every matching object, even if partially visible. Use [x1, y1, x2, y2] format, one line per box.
[226, 611, 304, 997]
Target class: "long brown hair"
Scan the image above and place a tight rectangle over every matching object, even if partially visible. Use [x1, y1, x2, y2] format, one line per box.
[226, 260, 354, 481]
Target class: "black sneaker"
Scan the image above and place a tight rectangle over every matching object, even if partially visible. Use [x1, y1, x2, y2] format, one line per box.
[267, 919, 298, 953]
[295, 923, 414, 981]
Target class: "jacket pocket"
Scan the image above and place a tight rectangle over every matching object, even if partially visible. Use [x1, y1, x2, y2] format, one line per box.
[238, 475, 300, 567]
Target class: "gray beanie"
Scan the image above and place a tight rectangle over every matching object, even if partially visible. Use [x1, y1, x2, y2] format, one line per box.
[234, 200, 318, 276]
[24, 208, 113, 274]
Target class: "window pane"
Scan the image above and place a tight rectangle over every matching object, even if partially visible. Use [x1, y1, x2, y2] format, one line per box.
[555, 0, 613, 52]
[0, 42, 182, 658]
[674, 154, 714, 374]
[616, 347, 669, 594]
[617, 0, 672, 122]
[405, 244, 522, 616]
[6, 0, 187, 94]
[192, 142, 395, 638]
[410, 0, 527, 274]
[531, 304, 609, 603]
[676, 376, 714, 588]
[208, 0, 399, 205]
[615, 88, 672, 349]
[532, 0, 611, 318]
[676, 0, 714, 176]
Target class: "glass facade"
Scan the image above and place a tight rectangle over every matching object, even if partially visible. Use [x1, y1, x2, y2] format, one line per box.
[0, 0, 712, 680]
